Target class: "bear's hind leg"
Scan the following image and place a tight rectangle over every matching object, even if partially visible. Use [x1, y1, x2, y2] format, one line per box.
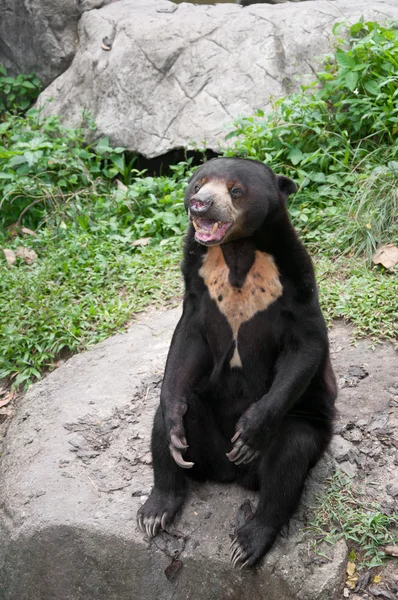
[231, 417, 331, 568]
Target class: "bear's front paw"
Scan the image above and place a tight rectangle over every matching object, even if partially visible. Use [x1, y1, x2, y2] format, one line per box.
[226, 429, 260, 465]
[168, 424, 194, 469]
[227, 404, 275, 464]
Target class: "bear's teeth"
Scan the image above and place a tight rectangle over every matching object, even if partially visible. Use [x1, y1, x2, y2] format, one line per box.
[211, 222, 219, 234]
[192, 220, 199, 231]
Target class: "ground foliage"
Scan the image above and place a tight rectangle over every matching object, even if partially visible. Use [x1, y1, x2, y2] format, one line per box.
[308, 471, 398, 570]
[0, 19, 397, 388]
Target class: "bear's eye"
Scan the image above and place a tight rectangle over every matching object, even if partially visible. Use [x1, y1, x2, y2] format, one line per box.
[230, 186, 243, 197]
[194, 183, 201, 193]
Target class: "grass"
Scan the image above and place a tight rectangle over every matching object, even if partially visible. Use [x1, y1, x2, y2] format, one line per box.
[2, 239, 181, 385]
[0, 225, 182, 387]
[316, 255, 398, 344]
[308, 471, 398, 569]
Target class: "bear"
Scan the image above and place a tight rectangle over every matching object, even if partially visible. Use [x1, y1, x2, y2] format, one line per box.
[137, 157, 337, 569]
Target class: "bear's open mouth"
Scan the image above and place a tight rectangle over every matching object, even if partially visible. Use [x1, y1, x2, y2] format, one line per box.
[191, 217, 232, 244]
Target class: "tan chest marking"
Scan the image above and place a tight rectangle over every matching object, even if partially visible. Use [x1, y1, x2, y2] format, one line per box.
[199, 246, 283, 368]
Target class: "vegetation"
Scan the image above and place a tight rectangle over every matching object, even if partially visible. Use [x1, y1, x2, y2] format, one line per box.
[308, 471, 398, 569]
[224, 20, 398, 259]
[0, 19, 397, 387]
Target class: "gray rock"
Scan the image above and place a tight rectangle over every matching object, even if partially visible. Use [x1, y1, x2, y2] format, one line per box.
[386, 480, 398, 498]
[367, 411, 389, 432]
[37, 0, 398, 158]
[0, 307, 347, 600]
[0, 0, 116, 86]
[338, 460, 358, 478]
[329, 436, 354, 463]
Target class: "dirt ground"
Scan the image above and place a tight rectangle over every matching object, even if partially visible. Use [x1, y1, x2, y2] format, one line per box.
[328, 324, 398, 599]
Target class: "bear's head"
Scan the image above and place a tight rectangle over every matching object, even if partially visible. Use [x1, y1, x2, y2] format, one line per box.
[184, 157, 296, 246]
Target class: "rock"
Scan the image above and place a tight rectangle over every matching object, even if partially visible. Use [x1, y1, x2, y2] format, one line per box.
[0, 307, 347, 600]
[387, 383, 398, 396]
[368, 412, 389, 432]
[37, 0, 398, 158]
[0, 0, 115, 86]
[386, 480, 398, 498]
[329, 436, 355, 463]
[343, 427, 363, 443]
[347, 365, 369, 380]
[338, 460, 358, 478]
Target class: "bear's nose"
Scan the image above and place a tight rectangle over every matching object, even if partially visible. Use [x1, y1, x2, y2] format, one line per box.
[189, 193, 214, 215]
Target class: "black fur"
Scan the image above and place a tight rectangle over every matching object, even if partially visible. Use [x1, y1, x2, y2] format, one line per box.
[137, 158, 337, 568]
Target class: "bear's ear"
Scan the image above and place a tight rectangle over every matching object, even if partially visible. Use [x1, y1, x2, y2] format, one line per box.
[277, 175, 297, 198]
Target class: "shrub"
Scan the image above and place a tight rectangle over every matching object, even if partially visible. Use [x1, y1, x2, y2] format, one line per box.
[0, 65, 41, 114]
[225, 20, 398, 258]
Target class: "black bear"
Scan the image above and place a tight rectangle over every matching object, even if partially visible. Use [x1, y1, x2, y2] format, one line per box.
[137, 157, 336, 569]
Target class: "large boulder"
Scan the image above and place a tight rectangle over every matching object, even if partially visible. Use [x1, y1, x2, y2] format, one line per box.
[1, 305, 398, 598]
[36, 0, 398, 158]
[0, 307, 349, 600]
[0, 0, 116, 86]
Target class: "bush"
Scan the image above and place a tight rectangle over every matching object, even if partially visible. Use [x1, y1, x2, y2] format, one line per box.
[0, 65, 41, 114]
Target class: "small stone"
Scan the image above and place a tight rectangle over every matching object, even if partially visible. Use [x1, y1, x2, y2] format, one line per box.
[367, 412, 389, 432]
[387, 383, 398, 396]
[338, 461, 358, 477]
[68, 438, 84, 450]
[329, 437, 354, 463]
[348, 365, 368, 380]
[386, 481, 398, 498]
[344, 428, 363, 443]
[140, 453, 152, 465]
[76, 450, 100, 459]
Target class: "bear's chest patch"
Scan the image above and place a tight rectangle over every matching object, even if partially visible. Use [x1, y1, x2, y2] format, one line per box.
[199, 246, 283, 367]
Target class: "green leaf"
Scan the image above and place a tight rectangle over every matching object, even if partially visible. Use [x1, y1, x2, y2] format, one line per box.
[8, 154, 28, 167]
[349, 22, 364, 36]
[335, 49, 356, 69]
[345, 71, 359, 91]
[348, 549, 357, 561]
[310, 172, 327, 183]
[111, 154, 125, 171]
[21, 81, 36, 89]
[288, 147, 304, 165]
[363, 80, 379, 95]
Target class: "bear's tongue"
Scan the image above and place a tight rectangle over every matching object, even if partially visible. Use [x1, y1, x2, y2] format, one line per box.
[192, 218, 230, 243]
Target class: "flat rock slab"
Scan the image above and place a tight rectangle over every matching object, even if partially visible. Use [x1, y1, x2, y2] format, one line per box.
[1, 308, 397, 599]
[0, 307, 349, 600]
[37, 0, 398, 157]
